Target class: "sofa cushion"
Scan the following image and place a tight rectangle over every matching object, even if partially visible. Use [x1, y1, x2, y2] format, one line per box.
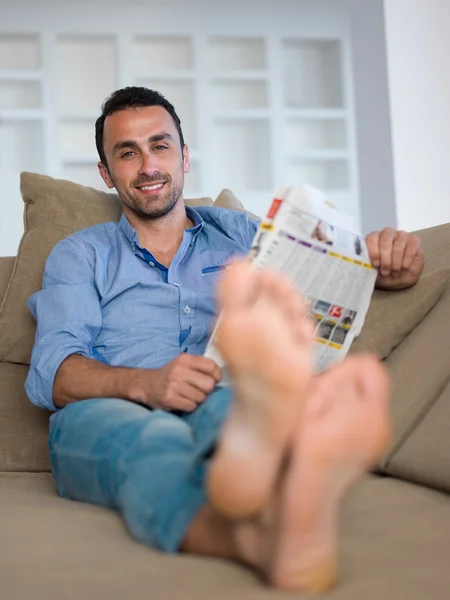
[0, 172, 247, 365]
[0, 362, 50, 472]
[350, 268, 449, 359]
[1, 472, 450, 599]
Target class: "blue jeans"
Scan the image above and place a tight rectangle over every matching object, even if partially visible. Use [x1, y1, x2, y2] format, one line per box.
[49, 387, 232, 552]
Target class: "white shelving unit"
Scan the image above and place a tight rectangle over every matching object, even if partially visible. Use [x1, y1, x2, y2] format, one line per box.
[0, 26, 358, 255]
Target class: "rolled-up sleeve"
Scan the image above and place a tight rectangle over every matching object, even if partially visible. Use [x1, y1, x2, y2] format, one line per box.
[25, 237, 102, 411]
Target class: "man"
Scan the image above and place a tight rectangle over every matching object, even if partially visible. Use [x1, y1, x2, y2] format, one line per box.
[25, 87, 424, 592]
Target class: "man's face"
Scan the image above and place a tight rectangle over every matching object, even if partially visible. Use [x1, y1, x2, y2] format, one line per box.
[98, 106, 190, 221]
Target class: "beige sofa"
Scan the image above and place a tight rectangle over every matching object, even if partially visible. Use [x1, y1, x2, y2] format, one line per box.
[1, 173, 450, 599]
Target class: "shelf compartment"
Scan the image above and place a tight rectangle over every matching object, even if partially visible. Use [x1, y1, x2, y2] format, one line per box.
[0, 120, 45, 172]
[56, 36, 117, 113]
[0, 81, 41, 110]
[60, 162, 111, 192]
[285, 119, 347, 154]
[211, 120, 271, 192]
[208, 37, 266, 72]
[285, 158, 348, 191]
[133, 36, 193, 72]
[211, 81, 268, 111]
[282, 39, 343, 109]
[184, 161, 200, 198]
[0, 35, 40, 70]
[138, 79, 196, 148]
[59, 120, 98, 160]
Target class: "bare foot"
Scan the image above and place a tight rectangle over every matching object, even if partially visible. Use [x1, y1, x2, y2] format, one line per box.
[270, 356, 390, 592]
[207, 262, 314, 518]
[184, 355, 390, 593]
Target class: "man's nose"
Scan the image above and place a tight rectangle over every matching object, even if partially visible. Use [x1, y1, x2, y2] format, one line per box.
[139, 152, 158, 175]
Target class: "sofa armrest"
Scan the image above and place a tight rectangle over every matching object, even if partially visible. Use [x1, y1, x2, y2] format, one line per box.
[0, 257, 16, 305]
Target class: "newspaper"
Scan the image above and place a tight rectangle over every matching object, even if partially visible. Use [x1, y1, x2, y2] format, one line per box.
[204, 184, 378, 383]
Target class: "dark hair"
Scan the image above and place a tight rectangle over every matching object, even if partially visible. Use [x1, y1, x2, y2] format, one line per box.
[95, 86, 185, 168]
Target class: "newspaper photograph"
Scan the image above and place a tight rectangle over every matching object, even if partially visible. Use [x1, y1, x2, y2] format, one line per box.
[204, 184, 378, 382]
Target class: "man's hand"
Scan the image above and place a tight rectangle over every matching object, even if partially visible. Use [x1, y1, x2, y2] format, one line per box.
[53, 353, 222, 411]
[366, 228, 424, 290]
[135, 354, 222, 413]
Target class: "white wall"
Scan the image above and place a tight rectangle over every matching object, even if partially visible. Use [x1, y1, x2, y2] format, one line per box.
[384, 0, 450, 231]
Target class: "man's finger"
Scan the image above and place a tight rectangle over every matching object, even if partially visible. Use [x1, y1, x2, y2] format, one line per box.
[187, 355, 222, 381]
[401, 235, 422, 272]
[378, 228, 397, 276]
[183, 371, 217, 396]
[173, 398, 198, 413]
[391, 231, 409, 275]
[366, 232, 381, 267]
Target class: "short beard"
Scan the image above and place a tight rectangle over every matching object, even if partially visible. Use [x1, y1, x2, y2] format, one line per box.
[112, 170, 185, 222]
[128, 190, 180, 221]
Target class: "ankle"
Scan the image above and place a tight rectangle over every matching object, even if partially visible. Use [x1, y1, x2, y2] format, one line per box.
[180, 503, 239, 561]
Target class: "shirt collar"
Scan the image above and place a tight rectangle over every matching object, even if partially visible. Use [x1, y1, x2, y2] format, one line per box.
[118, 205, 204, 253]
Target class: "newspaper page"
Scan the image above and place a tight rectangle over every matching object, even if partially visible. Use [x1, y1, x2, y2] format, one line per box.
[204, 184, 378, 383]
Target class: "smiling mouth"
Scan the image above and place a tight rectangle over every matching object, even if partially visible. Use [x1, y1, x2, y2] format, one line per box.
[137, 182, 166, 192]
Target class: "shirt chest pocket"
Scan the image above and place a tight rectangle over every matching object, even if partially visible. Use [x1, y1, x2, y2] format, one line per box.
[201, 265, 227, 276]
[198, 264, 228, 294]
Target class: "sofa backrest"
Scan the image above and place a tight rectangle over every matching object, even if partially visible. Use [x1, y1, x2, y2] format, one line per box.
[1, 174, 450, 495]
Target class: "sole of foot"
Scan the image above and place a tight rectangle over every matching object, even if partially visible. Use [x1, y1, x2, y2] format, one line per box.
[207, 261, 314, 519]
[270, 355, 390, 593]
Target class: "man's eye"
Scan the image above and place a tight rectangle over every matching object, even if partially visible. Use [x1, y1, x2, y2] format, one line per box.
[121, 151, 135, 159]
[154, 145, 168, 151]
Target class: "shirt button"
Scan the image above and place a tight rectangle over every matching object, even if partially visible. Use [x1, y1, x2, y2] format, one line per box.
[184, 305, 191, 314]
[148, 261, 155, 267]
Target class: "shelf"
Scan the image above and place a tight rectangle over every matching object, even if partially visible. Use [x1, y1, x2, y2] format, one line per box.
[56, 36, 117, 113]
[213, 109, 271, 121]
[285, 108, 347, 120]
[138, 79, 196, 147]
[133, 36, 193, 71]
[0, 109, 45, 121]
[211, 71, 269, 82]
[0, 81, 41, 110]
[285, 158, 349, 191]
[211, 120, 271, 192]
[136, 70, 194, 82]
[0, 35, 40, 70]
[58, 112, 100, 121]
[288, 150, 349, 161]
[211, 81, 268, 111]
[282, 39, 343, 109]
[285, 119, 347, 154]
[208, 37, 266, 72]
[0, 70, 43, 82]
[0, 120, 45, 172]
[62, 156, 100, 166]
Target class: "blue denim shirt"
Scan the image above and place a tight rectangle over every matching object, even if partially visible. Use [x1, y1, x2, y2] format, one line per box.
[25, 206, 259, 411]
